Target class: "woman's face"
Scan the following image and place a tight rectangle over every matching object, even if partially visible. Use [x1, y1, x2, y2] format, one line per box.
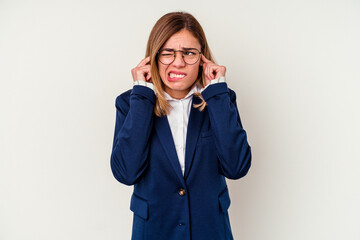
[158, 29, 201, 99]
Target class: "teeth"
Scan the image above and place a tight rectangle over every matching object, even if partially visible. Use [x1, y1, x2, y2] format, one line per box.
[169, 73, 185, 78]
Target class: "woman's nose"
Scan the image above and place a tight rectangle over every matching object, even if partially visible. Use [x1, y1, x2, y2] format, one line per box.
[171, 52, 186, 67]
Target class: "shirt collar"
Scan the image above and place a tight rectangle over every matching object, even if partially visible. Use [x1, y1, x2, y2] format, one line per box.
[164, 83, 202, 101]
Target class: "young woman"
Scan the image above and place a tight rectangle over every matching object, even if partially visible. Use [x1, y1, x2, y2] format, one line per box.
[110, 11, 252, 240]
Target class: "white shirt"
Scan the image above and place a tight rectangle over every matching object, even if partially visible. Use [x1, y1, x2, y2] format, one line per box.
[133, 77, 226, 176]
[164, 84, 201, 175]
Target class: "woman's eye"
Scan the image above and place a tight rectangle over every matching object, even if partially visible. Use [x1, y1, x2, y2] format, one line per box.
[184, 51, 195, 56]
[161, 53, 173, 57]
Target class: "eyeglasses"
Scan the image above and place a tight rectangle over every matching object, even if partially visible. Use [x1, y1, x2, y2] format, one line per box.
[157, 48, 202, 65]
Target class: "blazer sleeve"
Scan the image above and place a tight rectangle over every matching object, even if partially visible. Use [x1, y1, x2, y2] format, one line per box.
[201, 82, 252, 179]
[110, 85, 156, 185]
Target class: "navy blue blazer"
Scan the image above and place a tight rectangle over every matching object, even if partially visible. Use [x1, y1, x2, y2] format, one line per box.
[110, 82, 251, 240]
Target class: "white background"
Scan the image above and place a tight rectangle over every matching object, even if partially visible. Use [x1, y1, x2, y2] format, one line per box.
[1, 0, 359, 239]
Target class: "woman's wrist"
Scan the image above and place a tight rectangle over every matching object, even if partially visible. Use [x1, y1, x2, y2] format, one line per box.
[133, 80, 155, 92]
[201, 76, 226, 93]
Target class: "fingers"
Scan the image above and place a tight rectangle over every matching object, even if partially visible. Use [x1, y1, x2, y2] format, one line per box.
[205, 63, 212, 81]
[201, 55, 216, 81]
[201, 56, 226, 83]
[132, 57, 152, 82]
[136, 56, 150, 68]
[131, 65, 151, 81]
[201, 54, 211, 63]
[202, 61, 215, 81]
[145, 70, 152, 82]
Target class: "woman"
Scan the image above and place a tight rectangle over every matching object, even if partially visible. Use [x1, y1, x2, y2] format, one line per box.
[110, 11, 251, 240]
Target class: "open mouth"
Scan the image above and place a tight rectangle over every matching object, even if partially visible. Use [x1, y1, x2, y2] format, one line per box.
[168, 72, 187, 81]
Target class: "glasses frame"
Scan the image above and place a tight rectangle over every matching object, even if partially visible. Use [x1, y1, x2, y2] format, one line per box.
[157, 48, 202, 65]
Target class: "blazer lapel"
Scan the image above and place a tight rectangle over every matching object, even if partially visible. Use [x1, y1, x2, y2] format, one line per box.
[184, 96, 206, 180]
[154, 115, 185, 185]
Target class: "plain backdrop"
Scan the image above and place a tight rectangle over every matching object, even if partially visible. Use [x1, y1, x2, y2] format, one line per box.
[1, 0, 359, 239]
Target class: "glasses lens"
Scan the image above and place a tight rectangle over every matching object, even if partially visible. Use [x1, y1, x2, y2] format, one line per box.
[158, 49, 200, 65]
[158, 50, 175, 65]
[183, 50, 199, 65]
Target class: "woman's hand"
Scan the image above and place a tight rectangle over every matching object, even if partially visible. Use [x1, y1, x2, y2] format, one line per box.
[131, 56, 152, 83]
[201, 55, 226, 85]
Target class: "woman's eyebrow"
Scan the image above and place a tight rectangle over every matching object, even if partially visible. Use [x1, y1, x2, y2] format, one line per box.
[182, 47, 199, 51]
[161, 47, 199, 51]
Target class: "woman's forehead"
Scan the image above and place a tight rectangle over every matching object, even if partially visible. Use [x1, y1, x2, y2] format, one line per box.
[162, 29, 201, 49]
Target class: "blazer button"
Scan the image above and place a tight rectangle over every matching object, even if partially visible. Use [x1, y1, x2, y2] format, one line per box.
[178, 188, 186, 196]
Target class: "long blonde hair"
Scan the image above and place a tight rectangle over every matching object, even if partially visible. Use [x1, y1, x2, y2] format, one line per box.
[145, 11, 215, 117]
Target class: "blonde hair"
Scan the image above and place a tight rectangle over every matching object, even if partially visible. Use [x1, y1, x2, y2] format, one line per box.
[145, 11, 215, 117]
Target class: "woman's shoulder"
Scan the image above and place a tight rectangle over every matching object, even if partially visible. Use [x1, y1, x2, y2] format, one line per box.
[228, 87, 237, 102]
[115, 89, 132, 110]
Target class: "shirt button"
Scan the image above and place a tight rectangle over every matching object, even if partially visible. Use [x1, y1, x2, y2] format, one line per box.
[178, 188, 186, 196]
